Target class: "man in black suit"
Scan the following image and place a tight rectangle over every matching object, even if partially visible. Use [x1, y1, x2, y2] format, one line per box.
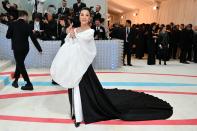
[93, 5, 102, 23]
[180, 24, 194, 64]
[73, 0, 86, 17]
[93, 19, 106, 40]
[57, 0, 70, 18]
[122, 20, 135, 66]
[29, 14, 45, 39]
[6, 10, 42, 90]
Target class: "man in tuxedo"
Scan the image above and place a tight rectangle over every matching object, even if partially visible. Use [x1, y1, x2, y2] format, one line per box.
[122, 20, 134, 66]
[6, 10, 42, 90]
[93, 5, 102, 23]
[29, 14, 45, 39]
[93, 19, 106, 40]
[57, 0, 70, 18]
[73, 0, 86, 17]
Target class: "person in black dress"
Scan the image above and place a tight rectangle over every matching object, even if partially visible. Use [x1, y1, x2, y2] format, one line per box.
[146, 24, 156, 65]
[6, 10, 42, 90]
[52, 8, 173, 128]
[135, 25, 145, 59]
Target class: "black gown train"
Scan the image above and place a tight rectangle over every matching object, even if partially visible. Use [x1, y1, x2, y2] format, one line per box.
[68, 65, 173, 124]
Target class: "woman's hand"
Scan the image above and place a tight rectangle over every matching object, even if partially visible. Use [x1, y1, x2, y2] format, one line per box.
[69, 28, 76, 39]
[66, 23, 76, 38]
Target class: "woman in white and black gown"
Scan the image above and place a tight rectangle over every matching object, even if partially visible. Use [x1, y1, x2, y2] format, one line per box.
[50, 8, 173, 127]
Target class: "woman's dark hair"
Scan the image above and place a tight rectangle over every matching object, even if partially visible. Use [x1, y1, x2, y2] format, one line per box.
[80, 7, 91, 15]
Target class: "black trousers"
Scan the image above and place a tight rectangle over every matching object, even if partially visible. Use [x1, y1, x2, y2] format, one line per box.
[180, 46, 189, 62]
[13, 50, 30, 83]
[187, 46, 193, 61]
[123, 42, 132, 65]
[158, 48, 168, 63]
[68, 89, 73, 116]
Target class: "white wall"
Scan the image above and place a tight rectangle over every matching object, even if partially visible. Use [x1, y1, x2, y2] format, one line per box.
[157, 0, 197, 25]
[108, 12, 121, 24]
[120, 0, 197, 25]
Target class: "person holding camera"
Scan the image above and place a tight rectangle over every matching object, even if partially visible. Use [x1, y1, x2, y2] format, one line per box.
[29, 14, 45, 39]
[2, 0, 18, 20]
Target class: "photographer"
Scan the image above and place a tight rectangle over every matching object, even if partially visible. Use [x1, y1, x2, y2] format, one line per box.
[93, 5, 102, 23]
[29, 14, 45, 39]
[2, 0, 18, 20]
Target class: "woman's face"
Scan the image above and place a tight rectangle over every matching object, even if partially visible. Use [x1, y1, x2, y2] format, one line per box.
[80, 10, 90, 26]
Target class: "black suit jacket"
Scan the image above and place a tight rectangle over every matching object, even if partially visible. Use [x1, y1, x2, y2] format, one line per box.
[180, 29, 194, 47]
[93, 26, 106, 40]
[57, 7, 70, 17]
[29, 20, 45, 31]
[73, 2, 86, 16]
[93, 12, 101, 22]
[109, 27, 122, 39]
[122, 27, 135, 44]
[6, 19, 42, 52]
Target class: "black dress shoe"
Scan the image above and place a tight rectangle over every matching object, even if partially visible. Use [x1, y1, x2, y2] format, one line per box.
[12, 81, 18, 88]
[123, 63, 126, 66]
[74, 122, 81, 128]
[128, 64, 133, 66]
[21, 83, 33, 91]
[52, 80, 59, 85]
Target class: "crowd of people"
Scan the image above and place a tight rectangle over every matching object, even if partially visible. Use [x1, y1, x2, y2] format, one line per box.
[109, 22, 197, 65]
[1, 0, 197, 66]
[0, 0, 104, 43]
